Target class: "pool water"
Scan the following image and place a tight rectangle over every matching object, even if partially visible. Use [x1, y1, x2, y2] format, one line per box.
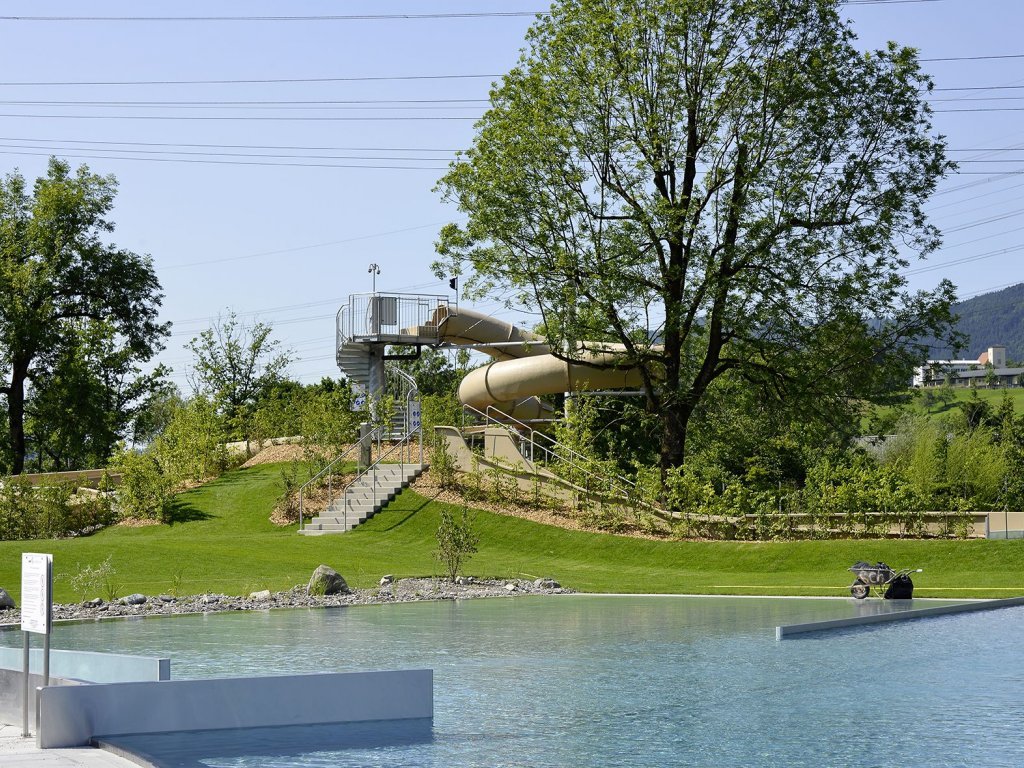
[5, 595, 1023, 767]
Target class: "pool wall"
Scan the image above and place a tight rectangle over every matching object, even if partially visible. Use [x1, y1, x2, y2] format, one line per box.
[37, 668, 433, 749]
[0, 647, 170, 727]
[776, 595, 1024, 638]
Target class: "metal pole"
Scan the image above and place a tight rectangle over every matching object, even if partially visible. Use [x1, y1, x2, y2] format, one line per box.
[22, 633, 29, 737]
[42, 634, 49, 688]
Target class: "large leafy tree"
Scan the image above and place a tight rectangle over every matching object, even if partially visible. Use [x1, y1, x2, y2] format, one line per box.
[436, 0, 958, 476]
[186, 311, 292, 446]
[0, 158, 168, 474]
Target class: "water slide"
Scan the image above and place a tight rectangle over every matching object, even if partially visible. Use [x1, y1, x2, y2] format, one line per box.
[436, 307, 645, 422]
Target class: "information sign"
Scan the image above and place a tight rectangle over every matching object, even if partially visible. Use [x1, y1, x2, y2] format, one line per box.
[20, 553, 52, 635]
[409, 401, 422, 431]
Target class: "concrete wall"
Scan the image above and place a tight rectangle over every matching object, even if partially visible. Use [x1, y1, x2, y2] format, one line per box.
[38, 668, 433, 749]
[0, 646, 170, 728]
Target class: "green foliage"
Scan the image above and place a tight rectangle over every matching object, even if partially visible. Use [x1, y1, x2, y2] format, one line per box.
[113, 450, 176, 522]
[300, 385, 360, 471]
[0, 158, 169, 474]
[435, 0, 957, 473]
[0, 474, 117, 541]
[434, 505, 479, 581]
[154, 396, 230, 483]
[186, 311, 292, 447]
[429, 434, 459, 491]
[69, 556, 116, 602]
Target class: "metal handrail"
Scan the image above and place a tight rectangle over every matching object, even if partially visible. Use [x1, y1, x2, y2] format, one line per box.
[337, 424, 424, 530]
[460, 403, 658, 514]
[297, 431, 375, 531]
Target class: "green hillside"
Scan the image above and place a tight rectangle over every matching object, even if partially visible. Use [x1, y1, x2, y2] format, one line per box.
[928, 282, 1024, 361]
[1, 462, 1022, 605]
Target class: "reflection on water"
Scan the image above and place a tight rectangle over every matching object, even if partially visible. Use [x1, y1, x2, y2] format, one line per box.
[3, 596, 1022, 767]
[100, 719, 434, 768]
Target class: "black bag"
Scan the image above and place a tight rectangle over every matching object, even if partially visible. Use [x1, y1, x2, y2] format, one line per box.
[884, 574, 914, 600]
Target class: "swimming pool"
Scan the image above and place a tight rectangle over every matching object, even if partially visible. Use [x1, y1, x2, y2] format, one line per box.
[5, 595, 1022, 766]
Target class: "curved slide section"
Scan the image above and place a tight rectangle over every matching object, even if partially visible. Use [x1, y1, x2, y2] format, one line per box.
[435, 307, 645, 422]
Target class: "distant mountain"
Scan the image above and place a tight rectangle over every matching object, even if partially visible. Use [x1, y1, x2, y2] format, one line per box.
[925, 283, 1024, 363]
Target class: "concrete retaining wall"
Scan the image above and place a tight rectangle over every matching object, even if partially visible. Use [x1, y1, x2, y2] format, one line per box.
[776, 596, 1024, 639]
[37, 668, 433, 748]
[0, 647, 170, 727]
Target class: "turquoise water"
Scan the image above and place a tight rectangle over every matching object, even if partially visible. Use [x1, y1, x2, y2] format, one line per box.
[4, 596, 1022, 766]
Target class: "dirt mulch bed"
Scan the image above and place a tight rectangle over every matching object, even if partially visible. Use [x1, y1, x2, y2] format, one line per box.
[242, 443, 307, 467]
[410, 471, 672, 540]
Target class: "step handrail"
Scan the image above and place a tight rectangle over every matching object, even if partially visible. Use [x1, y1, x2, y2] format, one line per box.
[461, 403, 664, 516]
[338, 424, 424, 530]
[297, 431, 375, 531]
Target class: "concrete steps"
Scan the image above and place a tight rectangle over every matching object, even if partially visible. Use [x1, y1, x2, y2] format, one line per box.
[299, 463, 426, 535]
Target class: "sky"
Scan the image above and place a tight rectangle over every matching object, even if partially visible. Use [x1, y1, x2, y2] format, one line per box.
[1, 0, 1022, 388]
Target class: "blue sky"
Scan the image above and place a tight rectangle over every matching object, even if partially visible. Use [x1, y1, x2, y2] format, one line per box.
[1, 0, 1022, 387]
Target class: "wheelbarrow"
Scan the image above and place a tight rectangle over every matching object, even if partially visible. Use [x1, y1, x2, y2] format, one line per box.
[848, 561, 922, 599]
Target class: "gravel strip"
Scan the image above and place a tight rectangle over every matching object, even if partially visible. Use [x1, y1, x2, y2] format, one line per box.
[0, 577, 571, 626]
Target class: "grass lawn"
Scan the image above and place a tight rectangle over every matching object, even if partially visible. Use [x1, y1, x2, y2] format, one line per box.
[866, 386, 1024, 430]
[2, 462, 1023, 603]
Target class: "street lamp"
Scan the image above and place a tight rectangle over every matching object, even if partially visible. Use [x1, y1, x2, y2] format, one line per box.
[368, 263, 381, 293]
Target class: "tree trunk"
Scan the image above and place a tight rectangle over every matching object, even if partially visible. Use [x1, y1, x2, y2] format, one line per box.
[659, 397, 692, 485]
[6, 361, 29, 475]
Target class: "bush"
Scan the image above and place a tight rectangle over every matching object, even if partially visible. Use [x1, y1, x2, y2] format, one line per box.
[114, 451, 176, 522]
[434, 506, 479, 581]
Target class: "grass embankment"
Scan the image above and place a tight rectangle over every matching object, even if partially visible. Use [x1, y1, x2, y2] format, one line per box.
[2, 462, 1023, 603]
[868, 386, 1024, 429]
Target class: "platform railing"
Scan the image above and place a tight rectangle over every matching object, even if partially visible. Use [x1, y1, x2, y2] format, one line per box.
[337, 293, 449, 346]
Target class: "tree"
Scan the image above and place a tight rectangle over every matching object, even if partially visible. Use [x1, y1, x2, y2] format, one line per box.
[435, 0, 957, 477]
[0, 158, 168, 474]
[186, 311, 292, 448]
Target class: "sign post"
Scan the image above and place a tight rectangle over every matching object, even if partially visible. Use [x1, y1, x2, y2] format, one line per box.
[21, 553, 52, 737]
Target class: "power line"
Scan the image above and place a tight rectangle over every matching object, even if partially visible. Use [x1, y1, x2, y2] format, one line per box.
[0, 74, 501, 87]
[0, 113, 475, 121]
[0, 136, 461, 153]
[0, 148, 448, 170]
[0, 12, 543, 22]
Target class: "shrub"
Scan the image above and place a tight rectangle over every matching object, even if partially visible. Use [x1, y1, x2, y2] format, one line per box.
[434, 506, 479, 581]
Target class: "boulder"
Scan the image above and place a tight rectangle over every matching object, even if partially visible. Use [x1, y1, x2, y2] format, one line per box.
[307, 565, 349, 596]
[504, 583, 517, 592]
[85, 598, 104, 608]
[379, 575, 394, 587]
[119, 593, 147, 606]
[534, 578, 561, 590]
[0, 588, 15, 610]
[249, 589, 272, 601]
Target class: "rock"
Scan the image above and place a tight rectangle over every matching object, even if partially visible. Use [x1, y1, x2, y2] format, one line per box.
[307, 565, 349, 596]
[200, 595, 220, 605]
[119, 593, 147, 606]
[85, 598, 104, 608]
[158, 595, 175, 603]
[534, 578, 561, 590]
[504, 583, 517, 592]
[379, 575, 394, 586]
[0, 588, 15, 610]
[250, 589, 272, 601]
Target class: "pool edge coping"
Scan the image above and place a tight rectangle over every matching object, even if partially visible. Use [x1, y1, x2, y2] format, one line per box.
[775, 595, 1024, 639]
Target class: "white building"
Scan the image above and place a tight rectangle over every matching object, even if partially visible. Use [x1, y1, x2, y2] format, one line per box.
[913, 345, 1024, 387]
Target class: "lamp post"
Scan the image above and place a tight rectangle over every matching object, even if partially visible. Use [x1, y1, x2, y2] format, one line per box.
[368, 263, 380, 293]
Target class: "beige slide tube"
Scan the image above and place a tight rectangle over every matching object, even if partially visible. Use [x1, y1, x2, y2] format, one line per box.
[436, 307, 645, 421]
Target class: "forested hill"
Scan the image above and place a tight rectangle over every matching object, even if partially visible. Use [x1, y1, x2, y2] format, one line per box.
[926, 283, 1024, 361]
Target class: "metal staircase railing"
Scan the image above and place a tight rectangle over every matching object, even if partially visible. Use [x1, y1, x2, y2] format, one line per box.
[335, 424, 425, 531]
[297, 434, 372, 532]
[460, 403, 667, 518]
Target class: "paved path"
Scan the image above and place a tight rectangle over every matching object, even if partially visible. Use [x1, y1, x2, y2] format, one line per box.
[0, 724, 136, 767]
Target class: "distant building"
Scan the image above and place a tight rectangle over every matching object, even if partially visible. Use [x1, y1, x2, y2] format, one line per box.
[913, 345, 1024, 387]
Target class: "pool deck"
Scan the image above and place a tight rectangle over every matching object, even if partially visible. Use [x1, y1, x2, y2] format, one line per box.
[0, 724, 135, 768]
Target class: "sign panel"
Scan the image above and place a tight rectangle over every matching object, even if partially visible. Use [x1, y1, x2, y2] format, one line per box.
[21, 553, 52, 635]
[409, 401, 422, 431]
